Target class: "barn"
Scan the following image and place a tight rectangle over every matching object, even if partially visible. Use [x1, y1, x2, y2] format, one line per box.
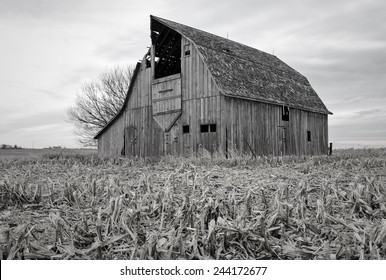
[94, 15, 332, 157]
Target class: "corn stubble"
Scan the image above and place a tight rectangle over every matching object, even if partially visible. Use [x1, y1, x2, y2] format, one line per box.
[0, 149, 386, 260]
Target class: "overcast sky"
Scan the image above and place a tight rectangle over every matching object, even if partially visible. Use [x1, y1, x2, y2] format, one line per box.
[0, 0, 385, 149]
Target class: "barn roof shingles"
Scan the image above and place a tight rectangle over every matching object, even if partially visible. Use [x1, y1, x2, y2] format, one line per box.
[152, 15, 331, 115]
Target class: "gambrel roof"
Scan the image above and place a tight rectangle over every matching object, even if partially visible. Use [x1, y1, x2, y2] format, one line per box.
[151, 15, 331, 115]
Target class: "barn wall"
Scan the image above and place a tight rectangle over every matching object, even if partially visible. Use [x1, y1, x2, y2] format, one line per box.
[287, 107, 329, 155]
[97, 114, 125, 156]
[97, 36, 224, 157]
[179, 37, 222, 154]
[221, 96, 329, 156]
[122, 36, 224, 156]
[122, 61, 165, 157]
[97, 61, 164, 157]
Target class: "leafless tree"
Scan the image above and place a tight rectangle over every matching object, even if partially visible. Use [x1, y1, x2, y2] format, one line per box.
[66, 65, 135, 147]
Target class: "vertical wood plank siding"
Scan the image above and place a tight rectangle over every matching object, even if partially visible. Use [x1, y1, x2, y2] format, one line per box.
[222, 96, 328, 156]
[98, 36, 222, 157]
[180, 37, 222, 154]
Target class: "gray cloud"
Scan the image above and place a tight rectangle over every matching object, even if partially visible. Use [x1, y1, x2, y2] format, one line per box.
[353, 107, 386, 119]
[0, 110, 65, 133]
[0, 0, 77, 19]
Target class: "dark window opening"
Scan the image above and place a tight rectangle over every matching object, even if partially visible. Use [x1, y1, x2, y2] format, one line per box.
[307, 131, 312, 142]
[145, 52, 151, 68]
[201, 123, 217, 133]
[151, 19, 181, 79]
[200, 124, 209, 133]
[183, 125, 190, 134]
[282, 106, 289, 121]
[184, 44, 191, 56]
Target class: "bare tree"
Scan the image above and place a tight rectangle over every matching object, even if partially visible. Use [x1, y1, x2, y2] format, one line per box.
[66, 65, 135, 146]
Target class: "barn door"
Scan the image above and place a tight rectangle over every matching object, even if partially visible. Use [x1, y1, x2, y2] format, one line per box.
[124, 126, 137, 157]
[278, 126, 287, 156]
[278, 105, 290, 156]
[164, 122, 180, 155]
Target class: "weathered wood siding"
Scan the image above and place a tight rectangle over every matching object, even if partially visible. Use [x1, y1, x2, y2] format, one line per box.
[97, 35, 328, 157]
[221, 96, 329, 156]
[152, 73, 182, 131]
[98, 59, 163, 157]
[179, 37, 222, 154]
[97, 115, 125, 156]
[98, 36, 223, 157]
[121, 60, 166, 157]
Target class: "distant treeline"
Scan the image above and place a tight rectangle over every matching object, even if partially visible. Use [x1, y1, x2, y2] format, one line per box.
[1, 144, 23, 149]
[0, 145, 69, 150]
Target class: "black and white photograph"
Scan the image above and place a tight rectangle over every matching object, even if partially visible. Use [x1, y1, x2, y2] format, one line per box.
[1, 0, 385, 279]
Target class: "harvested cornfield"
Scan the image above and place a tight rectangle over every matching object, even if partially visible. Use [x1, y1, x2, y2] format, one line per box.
[0, 148, 386, 260]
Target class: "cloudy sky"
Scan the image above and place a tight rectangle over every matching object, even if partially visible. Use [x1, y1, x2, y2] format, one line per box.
[0, 0, 385, 149]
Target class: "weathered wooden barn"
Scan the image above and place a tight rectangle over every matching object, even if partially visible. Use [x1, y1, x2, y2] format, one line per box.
[94, 15, 332, 157]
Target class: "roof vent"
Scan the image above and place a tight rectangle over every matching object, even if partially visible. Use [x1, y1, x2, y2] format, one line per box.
[223, 48, 231, 53]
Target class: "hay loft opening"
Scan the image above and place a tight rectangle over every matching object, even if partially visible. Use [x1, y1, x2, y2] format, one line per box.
[151, 18, 182, 79]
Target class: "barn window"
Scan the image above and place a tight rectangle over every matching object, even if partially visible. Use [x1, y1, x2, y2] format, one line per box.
[183, 125, 190, 134]
[282, 106, 289, 121]
[200, 124, 209, 133]
[201, 124, 217, 133]
[145, 49, 151, 68]
[184, 44, 191, 56]
[307, 131, 312, 142]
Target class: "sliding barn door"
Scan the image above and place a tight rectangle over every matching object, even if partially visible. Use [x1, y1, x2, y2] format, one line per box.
[124, 125, 137, 157]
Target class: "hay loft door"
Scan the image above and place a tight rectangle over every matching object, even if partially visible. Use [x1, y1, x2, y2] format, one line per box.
[152, 74, 182, 131]
[151, 17, 182, 131]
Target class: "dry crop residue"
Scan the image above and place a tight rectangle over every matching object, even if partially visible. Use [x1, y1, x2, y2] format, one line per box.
[1, 149, 386, 260]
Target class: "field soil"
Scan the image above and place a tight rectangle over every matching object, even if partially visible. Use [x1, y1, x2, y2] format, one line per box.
[0, 149, 385, 260]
